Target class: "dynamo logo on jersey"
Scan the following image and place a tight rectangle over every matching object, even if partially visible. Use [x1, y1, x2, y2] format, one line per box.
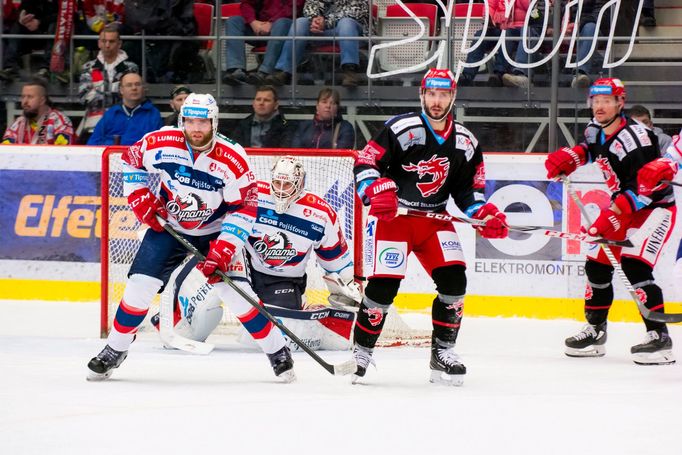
[181, 107, 209, 118]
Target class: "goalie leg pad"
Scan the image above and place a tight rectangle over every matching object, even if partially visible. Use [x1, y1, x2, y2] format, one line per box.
[109, 273, 162, 351]
[584, 260, 614, 326]
[621, 257, 667, 333]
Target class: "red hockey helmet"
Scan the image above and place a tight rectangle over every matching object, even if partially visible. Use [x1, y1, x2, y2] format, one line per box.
[589, 78, 626, 99]
[420, 68, 457, 92]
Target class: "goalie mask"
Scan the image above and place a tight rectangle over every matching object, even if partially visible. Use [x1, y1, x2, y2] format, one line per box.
[420, 68, 457, 123]
[178, 93, 219, 152]
[271, 156, 305, 214]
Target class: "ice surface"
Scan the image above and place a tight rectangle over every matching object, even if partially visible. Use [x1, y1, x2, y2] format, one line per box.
[1, 300, 681, 455]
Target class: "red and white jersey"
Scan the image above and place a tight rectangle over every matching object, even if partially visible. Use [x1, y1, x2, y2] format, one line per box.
[2, 108, 73, 145]
[246, 181, 352, 278]
[664, 130, 682, 165]
[121, 128, 257, 249]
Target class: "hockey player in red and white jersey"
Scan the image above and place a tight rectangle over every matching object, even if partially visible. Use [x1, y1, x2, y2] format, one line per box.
[546, 78, 676, 365]
[153, 156, 361, 351]
[638, 129, 682, 296]
[351, 69, 509, 386]
[87, 93, 295, 382]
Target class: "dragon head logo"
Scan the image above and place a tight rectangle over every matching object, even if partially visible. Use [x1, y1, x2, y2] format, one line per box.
[595, 156, 621, 193]
[363, 307, 384, 327]
[166, 193, 213, 230]
[402, 156, 450, 197]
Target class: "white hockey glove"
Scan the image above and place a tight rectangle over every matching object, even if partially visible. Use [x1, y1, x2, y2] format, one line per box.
[324, 268, 362, 308]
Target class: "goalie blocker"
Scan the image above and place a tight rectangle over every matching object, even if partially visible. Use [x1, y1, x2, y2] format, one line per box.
[152, 256, 359, 351]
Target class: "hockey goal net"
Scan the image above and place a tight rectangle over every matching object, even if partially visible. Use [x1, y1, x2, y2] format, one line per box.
[101, 146, 429, 346]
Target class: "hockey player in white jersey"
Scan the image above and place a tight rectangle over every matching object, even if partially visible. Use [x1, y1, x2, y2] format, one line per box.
[153, 155, 362, 351]
[87, 94, 295, 382]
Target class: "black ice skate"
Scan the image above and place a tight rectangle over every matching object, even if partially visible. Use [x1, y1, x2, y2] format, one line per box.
[87, 345, 128, 381]
[429, 337, 466, 386]
[631, 330, 676, 365]
[565, 322, 607, 357]
[267, 346, 296, 383]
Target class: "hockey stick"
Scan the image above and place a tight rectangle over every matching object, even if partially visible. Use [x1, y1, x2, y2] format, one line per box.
[160, 221, 357, 376]
[396, 207, 635, 247]
[561, 176, 682, 323]
[158, 262, 215, 355]
[662, 179, 682, 187]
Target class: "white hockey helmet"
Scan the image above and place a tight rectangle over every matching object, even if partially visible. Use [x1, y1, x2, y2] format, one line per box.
[178, 93, 219, 151]
[271, 155, 305, 214]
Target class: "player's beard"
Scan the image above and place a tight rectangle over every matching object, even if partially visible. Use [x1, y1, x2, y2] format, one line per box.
[23, 108, 39, 120]
[185, 131, 213, 151]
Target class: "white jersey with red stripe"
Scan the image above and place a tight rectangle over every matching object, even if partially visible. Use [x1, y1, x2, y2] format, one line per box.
[121, 127, 258, 249]
[246, 181, 352, 278]
[664, 130, 682, 165]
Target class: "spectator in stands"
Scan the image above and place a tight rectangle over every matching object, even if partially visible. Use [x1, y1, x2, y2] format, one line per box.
[165, 84, 192, 127]
[87, 72, 163, 145]
[292, 88, 354, 148]
[629, 104, 673, 153]
[222, 0, 304, 86]
[641, 0, 656, 27]
[230, 85, 294, 147]
[122, 0, 202, 83]
[78, 24, 139, 143]
[2, 77, 74, 145]
[266, 0, 369, 87]
[0, 0, 58, 82]
[570, 0, 608, 89]
[82, 0, 125, 34]
[458, 0, 545, 88]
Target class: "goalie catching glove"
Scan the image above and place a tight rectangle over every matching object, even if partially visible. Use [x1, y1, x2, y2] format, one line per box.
[472, 203, 508, 239]
[545, 146, 587, 180]
[637, 158, 678, 196]
[196, 239, 237, 284]
[365, 178, 399, 221]
[128, 187, 168, 232]
[324, 267, 362, 308]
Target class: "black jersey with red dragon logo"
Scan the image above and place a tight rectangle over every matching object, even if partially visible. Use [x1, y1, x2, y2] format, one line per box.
[355, 112, 486, 215]
[580, 116, 674, 208]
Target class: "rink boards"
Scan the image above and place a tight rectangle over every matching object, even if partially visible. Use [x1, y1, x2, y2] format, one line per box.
[1, 145, 680, 322]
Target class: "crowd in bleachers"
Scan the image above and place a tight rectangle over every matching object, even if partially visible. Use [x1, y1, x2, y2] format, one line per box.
[0, 0, 667, 147]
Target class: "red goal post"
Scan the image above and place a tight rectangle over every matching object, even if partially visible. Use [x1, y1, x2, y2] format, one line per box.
[100, 147, 364, 338]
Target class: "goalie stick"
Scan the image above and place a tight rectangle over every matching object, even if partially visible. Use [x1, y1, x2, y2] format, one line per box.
[562, 176, 682, 324]
[160, 220, 357, 376]
[396, 207, 636, 247]
[158, 261, 215, 355]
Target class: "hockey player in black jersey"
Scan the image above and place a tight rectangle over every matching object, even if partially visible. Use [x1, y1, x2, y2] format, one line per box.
[350, 69, 509, 385]
[545, 78, 676, 365]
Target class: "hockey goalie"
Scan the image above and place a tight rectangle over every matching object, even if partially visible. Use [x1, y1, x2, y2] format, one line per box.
[151, 156, 363, 351]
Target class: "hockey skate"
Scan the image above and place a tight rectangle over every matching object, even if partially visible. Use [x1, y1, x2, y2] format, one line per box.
[351, 344, 375, 384]
[631, 330, 676, 365]
[565, 323, 607, 357]
[87, 345, 128, 381]
[429, 338, 466, 386]
[267, 346, 296, 383]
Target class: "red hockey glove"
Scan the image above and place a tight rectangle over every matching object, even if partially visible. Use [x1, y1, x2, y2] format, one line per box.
[545, 146, 587, 180]
[127, 187, 168, 232]
[587, 194, 633, 240]
[637, 158, 678, 196]
[196, 239, 237, 284]
[365, 178, 399, 221]
[472, 203, 508, 239]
